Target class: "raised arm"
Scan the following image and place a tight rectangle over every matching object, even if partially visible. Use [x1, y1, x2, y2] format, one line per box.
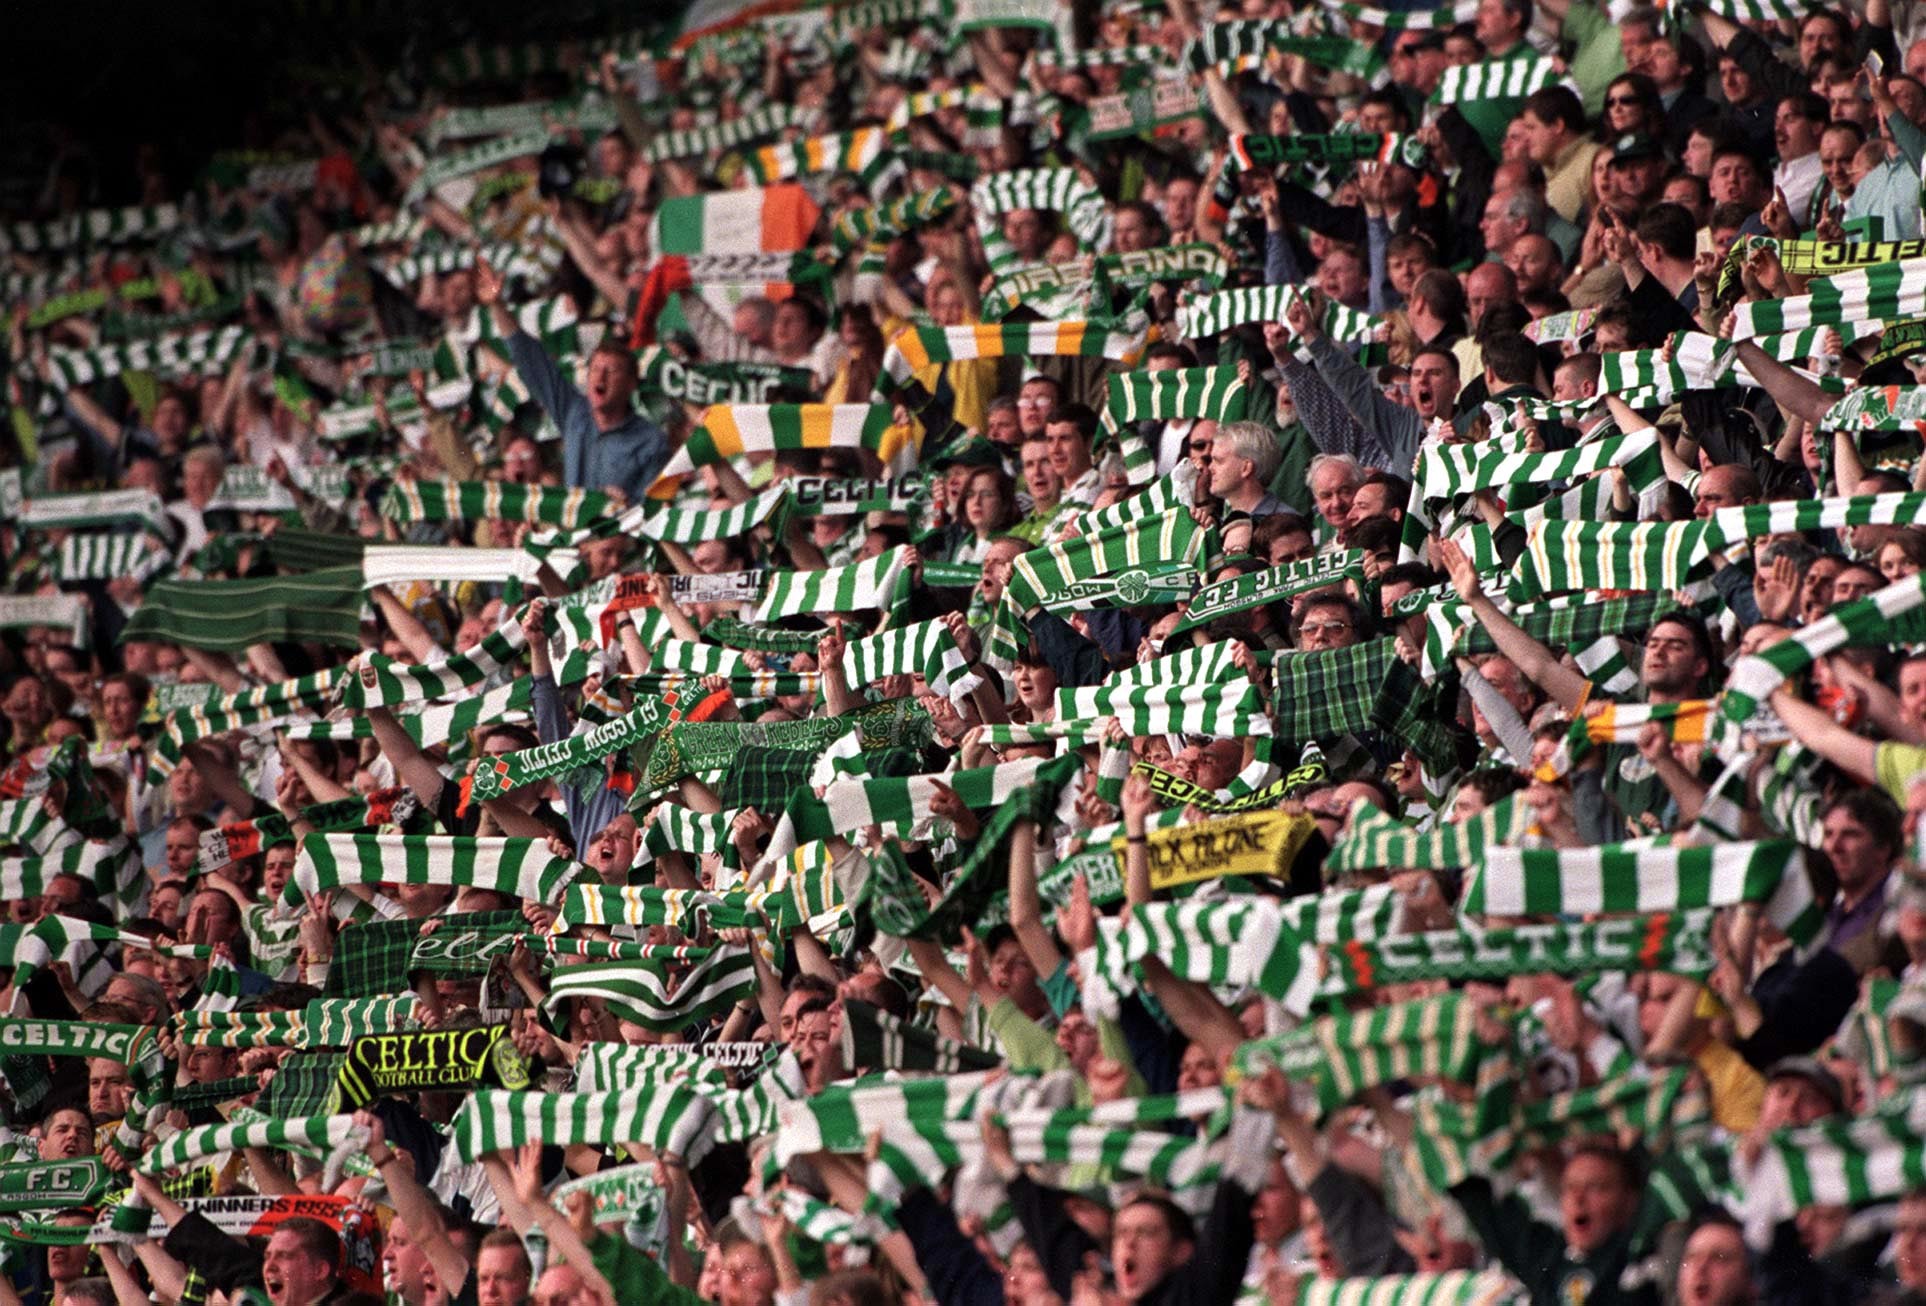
[362, 1111, 472, 1296]
[1436, 537, 1589, 711]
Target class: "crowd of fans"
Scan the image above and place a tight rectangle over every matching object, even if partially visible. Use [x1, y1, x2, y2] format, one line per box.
[8, 0, 1926, 1303]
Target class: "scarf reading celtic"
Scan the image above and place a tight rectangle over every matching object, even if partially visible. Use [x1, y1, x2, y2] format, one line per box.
[1329, 911, 1717, 990]
[332, 1024, 533, 1110]
[1229, 132, 1428, 170]
[1173, 551, 1363, 635]
[468, 691, 677, 803]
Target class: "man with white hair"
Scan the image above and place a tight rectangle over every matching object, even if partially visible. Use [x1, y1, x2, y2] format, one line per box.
[1207, 422, 1287, 521]
[1306, 454, 1367, 551]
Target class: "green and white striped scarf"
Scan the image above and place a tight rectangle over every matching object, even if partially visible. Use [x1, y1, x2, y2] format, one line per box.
[1819, 385, 1926, 433]
[1286, 1273, 1522, 1306]
[1511, 519, 1713, 600]
[829, 190, 958, 255]
[0, 841, 144, 914]
[1004, 506, 1206, 618]
[379, 479, 611, 529]
[1415, 428, 1661, 504]
[287, 681, 533, 751]
[1324, 796, 1532, 874]
[840, 998, 1000, 1073]
[625, 485, 789, 545]
[1721, 571, 1926, 723]
[1329, 910, 1718, 991]
[1056, 680, 1273, 738]
[1464, 839, 1824, 946]
[1731, 1099, 1926, 1245]
[754, 546, 910, 622]
[1175, 284, 1380, 346]
[54, 533, 169, 584]
[43, 325, 249, 389]
[971, 168, 1110, 268]
[744, 127, 892, 183]
[841, 618, 970, 699]
[284, 834, 582, 913]
[544, 947, 758, 1033]
[555, 884, 793, 934]
[1732, 259, 1926, 338]
[1236, 992, 1483, 1113]
[641, 105, 809, 162]
[1703, 491, 1926, 550]
[449, 1086, 718, 1164]
[1431, 54, 1562, 103]
[1, 202, 184, 254]
[339, 622, 527, 708]
[136, 1115, 361, 1177]
[1102, 367, 1249, 435]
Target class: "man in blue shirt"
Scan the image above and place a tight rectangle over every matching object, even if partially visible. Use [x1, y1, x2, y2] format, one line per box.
[476, 260, 669, 500]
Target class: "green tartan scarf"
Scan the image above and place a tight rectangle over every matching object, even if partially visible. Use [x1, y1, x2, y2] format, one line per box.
[1271, 638, 1464, 772]
[326, 909, 525, 998]
[855, 756, 1081, 945]
[259, 1049, 348, 1118]
[119, 567, 366, 651]
[638, 702, 932, 795]
[839, 998, 1000, 1073]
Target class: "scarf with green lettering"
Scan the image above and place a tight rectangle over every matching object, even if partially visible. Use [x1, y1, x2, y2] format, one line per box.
[1173, 551, 1363, 635]
[636, 346, 813, 407]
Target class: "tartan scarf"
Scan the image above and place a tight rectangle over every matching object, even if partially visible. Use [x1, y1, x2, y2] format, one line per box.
[1271, 638, 1464, 772]
[339, 621, 526, 708]
[448, 1085, 718, 1165]
[640, 105, 808, 162]
[1235, 992, 1483, 1113]
[638, 707, 927, 794]
[1431, 54, 1562, 103]
[1464, 839, 1824, 947]
[285, 834, 582, 912]
[1442, 592, 1682, 678]
[1173, 551, 1363, 635]
[379, 479, 611, 529]
[754, 546, 910, 622]
[1732, 258, 1926, 339]
[854, 758, 1081, 944]
[1325, 796, 1530, 874]
[467, 692, 676, 803]
[839, 998, 1000, 1074]
[1087, 886, 1400, 1020]
[658, 404, 907, 482]
[1329, 911, 1718, 991]
[327, 909, 524, 997]
[119, 567, 366, 652]
[544, 948, 759, 1033]
[878, 320, 1148, 396]
[1721, 571, 1926, 723]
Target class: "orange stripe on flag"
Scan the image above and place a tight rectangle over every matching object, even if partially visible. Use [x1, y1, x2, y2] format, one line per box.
[757, 184, 822, 253]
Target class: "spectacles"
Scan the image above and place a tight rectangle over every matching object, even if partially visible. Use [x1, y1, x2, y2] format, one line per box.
[1301, 621, 1353, 636]
[1606, 95, 1642, 107]
[1016, 396, 1050, 408]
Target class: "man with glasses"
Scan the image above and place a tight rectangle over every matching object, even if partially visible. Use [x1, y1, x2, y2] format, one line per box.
[1014, 374, 1061, 439]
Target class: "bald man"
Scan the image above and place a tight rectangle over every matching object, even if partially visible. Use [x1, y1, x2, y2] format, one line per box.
[1504, 234, 1563, 298]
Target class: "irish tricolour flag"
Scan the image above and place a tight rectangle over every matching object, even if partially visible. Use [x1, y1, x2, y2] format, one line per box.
[651, 184, 820, 257]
